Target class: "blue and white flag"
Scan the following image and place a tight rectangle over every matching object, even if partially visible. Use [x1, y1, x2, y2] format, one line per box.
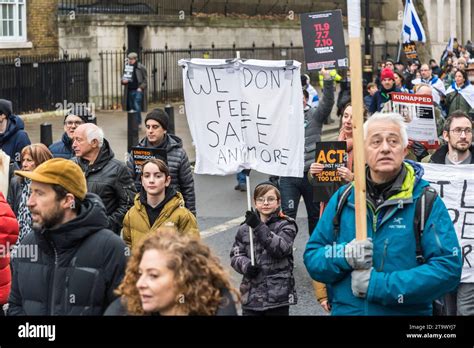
[402, 0, 426, 43]
[440, 37, 454, 63]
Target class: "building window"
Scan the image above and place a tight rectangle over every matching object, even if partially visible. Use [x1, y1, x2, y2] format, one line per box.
[0, 0, 26, 42]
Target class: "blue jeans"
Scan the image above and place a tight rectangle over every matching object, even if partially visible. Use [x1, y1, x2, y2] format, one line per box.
[237, 171, 246, 184]
[127, 89, 143, 125]
[280, 172, 320, 235]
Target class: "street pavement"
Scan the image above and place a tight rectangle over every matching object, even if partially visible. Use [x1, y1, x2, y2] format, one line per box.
[23, 103, 340, 315]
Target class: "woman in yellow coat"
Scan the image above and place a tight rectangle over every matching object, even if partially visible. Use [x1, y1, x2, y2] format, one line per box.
[122, 159, 199, 249]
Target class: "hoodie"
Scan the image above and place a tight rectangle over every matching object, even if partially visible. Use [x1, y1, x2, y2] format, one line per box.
[0, 100, 30, 166]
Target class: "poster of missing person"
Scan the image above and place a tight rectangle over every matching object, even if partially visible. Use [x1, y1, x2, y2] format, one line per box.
[382, 92, 439, 149]
[300, 10, 347, 70]
[312, 141, 347, 202]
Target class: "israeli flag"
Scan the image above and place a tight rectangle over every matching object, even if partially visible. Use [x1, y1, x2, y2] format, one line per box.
[402, 0, 426, 43]
[441, 37, 454, 62]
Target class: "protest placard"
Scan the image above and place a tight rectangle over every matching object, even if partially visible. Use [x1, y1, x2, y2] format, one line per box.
[179, 58, 305, 177]
[312, 141, 347, 202]
[422, 163, 474, 282]
[131, 147, 168, 175]
[122, 64, 134, 82]
[402, 41, 418, 60]
[382, 92, 439, 149]
[300, 10, 347, 71]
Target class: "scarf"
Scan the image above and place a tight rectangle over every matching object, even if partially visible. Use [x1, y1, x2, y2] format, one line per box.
[445, 82, 474, 109]
[16, 179, 33, 245]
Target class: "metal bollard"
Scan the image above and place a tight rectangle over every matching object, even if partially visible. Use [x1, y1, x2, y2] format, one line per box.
[127, 110, 139, 153]
[164, 104, 175, 135]
[40, 123, 53, 147]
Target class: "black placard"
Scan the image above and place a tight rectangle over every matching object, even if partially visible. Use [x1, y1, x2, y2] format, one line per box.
[300, 10, 347, 71]
[131, 147, 168, 175]
[312, 141, 348, 203]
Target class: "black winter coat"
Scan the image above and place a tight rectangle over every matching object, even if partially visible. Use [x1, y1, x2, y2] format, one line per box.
[303, 79, 335, 172]
[49, 132, 74, 159]
[7, 175, 22, 216]
[430, 144, 474, 164]
[72, 139, 136, 234]
[127, 133, 196, 214]
[7, 193, 128, 315]
[230, 213, 298, 311]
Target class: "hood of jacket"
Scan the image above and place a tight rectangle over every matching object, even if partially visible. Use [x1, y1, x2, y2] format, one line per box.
[138, 185, 177, 209]
[35, 193, 109, 254]
[134, 187, 185, 217]
[0, 99, 12, 118]
[0, 114, 24, 144]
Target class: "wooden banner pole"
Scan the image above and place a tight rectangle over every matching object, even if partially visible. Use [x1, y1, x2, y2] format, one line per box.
[347, 0, 367, 240]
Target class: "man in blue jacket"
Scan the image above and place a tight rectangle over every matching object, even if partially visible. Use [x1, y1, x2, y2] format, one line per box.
[0, 99, 30, 166]
[304, 112, 462, 315]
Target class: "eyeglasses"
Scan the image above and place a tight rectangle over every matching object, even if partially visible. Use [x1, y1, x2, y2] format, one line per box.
[65, 121, 84, 127]
[255, 197, 278, 204]
[449, 127, 472, 135]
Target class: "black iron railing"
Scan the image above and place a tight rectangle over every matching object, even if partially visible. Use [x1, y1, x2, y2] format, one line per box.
[99, 42, 398, 110]
[0, 54, 90, 114]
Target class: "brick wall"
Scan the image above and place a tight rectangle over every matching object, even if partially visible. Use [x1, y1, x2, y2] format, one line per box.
[0, 0, 58, 58]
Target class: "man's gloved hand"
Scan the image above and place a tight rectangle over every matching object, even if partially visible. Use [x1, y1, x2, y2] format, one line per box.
[410, 140, 429, 161]
[242, 169, 251, 176]
[245, 264, 260, 279]
[351, 268, 373, 298]
[345, 238, 373, 269]
[245, 209, 261, 229]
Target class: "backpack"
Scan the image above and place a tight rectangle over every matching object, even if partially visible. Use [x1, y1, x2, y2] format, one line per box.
[333, 184, 446, 315]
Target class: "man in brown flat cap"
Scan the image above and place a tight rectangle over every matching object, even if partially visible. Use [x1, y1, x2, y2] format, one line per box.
[7, 158, 127, 315]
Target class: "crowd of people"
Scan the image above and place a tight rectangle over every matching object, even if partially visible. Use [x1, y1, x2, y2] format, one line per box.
[0, 45, 472, 317]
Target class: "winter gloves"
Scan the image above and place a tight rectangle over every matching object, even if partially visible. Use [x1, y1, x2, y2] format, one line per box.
[245, 209, 261, 229]
[410, 141, 429, 162]
[351, 268, 373, 298]
[345, 238, 373, 270]
[245, 264, 260, 279]
[345, 238, 373, 299]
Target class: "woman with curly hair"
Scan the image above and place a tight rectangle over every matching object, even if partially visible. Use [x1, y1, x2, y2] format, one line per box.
[105, 227, 238, 315]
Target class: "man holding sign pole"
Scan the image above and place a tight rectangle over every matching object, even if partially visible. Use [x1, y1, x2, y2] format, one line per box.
[304, 113, 462, 315]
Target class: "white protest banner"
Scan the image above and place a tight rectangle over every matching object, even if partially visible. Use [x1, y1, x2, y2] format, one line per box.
[421, 163, 474, 283]
[179, 58, 304, 177]
[382, 92, 439, 149]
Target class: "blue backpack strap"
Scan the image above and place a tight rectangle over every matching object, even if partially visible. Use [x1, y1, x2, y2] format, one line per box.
[332, 184, 353, 238]
[413, 186, 438, 264]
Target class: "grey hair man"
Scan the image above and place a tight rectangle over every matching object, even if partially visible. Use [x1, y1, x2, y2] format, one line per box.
[72, 123, 136, 234]
[304, 112, 461, 315]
